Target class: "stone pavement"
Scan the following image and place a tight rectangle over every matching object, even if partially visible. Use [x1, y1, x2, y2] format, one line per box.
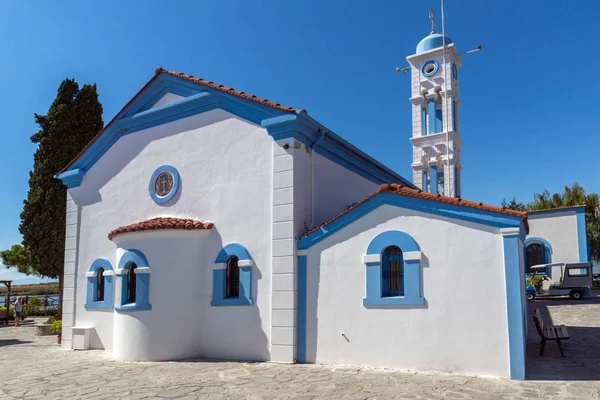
[1, 296, 600, 400]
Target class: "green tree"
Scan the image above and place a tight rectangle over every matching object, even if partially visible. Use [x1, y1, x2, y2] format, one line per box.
[16, 79, 103, 316]
[503, 183, 600, 260]
[0, 244, 35, 275]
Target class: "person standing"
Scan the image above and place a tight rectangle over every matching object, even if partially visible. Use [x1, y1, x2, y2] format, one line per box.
[13, 297, 23, 327]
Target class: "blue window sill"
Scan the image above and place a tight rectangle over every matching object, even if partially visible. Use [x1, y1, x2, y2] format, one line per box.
[211, 297, 253, 307]
[115, 303, 152, 312]
[363, 296, 425, 307]
[84, 301, 114, 310]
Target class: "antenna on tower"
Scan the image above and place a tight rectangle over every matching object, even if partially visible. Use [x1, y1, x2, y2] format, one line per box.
[429, 8, 437, 34]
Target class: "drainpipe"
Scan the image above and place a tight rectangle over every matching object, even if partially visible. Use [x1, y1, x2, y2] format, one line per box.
[307, 129, 326, 230]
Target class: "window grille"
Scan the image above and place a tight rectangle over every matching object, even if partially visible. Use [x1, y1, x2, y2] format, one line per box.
[526, 244, 544, 274]
[382, 246, 403, 297]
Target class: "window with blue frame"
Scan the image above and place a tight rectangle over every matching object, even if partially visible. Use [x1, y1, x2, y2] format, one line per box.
[115, 250, 152, 312]
[85, 258, 114, 310]
[382, 246, 403, 297]
[212, 243, 253, 306]
[526, 243, 548, 275]
[435, 108, 443, 133]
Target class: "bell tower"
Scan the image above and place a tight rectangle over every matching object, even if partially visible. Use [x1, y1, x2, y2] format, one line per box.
[407, 13, 462, 197]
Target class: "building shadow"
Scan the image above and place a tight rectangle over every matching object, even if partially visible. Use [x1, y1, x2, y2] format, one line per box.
[526, 297, 600, 380]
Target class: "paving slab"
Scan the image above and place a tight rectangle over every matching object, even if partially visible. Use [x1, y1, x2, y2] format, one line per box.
[1, 297, 600, 399]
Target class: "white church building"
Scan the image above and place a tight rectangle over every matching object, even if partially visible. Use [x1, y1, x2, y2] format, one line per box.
[56, 27, 590, 380]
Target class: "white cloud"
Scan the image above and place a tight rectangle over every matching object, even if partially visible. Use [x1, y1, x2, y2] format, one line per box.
[0, 263, 57, 284]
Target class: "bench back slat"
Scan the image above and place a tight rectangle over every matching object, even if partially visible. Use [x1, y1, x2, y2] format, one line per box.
[532, 308, 545, 337]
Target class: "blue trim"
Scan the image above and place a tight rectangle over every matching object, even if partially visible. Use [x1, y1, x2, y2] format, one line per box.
[422, 171, 428, 192]
[524, 237, 553, 255]
[211, 243, 253, 306]
[452, 63, 458, 80]
[214, 243, 251, 263]
[57, 71, 416, 191]
[430, 166, 438, 194]
[503, 232, 526, 380]
[435, 108, 443, 133]
[366, 231, 419, 254]
[421, 60, 439, 77]
[298, 192, 526, 250]
[211, 267, 253, 306]
[262, 113, 415, 187]
[363, 231, 424, 307]
[297, 255, 307, 362]
[55, 169, 84, 188]
[427, 99, 436, 136]
[149, 165, 180, 205]
[452, 100, 457, 132]
[421, 107, 427, 136]
[576, 207, 589, 262]
[115, 250, 151, 312]
[84, 258, 114, 310]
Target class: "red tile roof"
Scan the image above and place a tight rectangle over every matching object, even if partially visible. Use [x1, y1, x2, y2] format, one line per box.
[303, 183, 529, 236]
[59, 67, 299, 173]
[108, 217, 213, 240]
[528, 205, 585, 213]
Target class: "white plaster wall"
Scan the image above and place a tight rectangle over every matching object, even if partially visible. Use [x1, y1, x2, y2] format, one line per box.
[151, 93, 184, 109]
[69, 109, 272, 360]
[305, 205, 511, 377]
[527, 210, 579, 285]
[311, 153, 379, 229]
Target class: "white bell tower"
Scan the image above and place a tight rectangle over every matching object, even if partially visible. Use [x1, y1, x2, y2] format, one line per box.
[407, 13, 462, 198]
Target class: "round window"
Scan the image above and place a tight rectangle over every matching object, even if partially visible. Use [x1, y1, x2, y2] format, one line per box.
[154, 171, 174, 198]
[149, 165, 180, 204]
[421, 60, 439, 77]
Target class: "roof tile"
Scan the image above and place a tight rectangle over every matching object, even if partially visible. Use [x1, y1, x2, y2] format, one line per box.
[303, 183, 529, 237]
[108, 217, 213, 240]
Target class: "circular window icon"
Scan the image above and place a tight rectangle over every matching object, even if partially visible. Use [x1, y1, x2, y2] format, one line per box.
[421, 60, 439, 77]
[149, 165, 180, 204]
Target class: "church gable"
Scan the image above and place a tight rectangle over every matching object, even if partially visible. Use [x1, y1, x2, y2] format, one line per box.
[56, 68, 297, 187]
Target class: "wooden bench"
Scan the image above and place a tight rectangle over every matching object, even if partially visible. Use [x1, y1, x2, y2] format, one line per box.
[532, 308, 570, 357]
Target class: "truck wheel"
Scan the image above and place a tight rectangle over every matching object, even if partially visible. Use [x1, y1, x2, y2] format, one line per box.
[526, 293, 535, 301]
[570, 291, 583, 300]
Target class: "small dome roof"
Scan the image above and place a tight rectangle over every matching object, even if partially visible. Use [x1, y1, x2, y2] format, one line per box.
[416, 33, 453, 54]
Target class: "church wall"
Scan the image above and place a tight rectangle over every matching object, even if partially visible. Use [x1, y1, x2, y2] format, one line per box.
[311, 152, 379, 228]
[68, 109, 273, 360]
[303, 204, 511, 377]
[527, 209, 580, 286]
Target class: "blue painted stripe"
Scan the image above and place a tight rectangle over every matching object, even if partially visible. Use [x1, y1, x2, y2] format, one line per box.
[503, 232, 526, 380]
[298, 192, 525, 250]
[430, 166, 438, 194]
[297, 255, 307, 362]
[576, 208, 589, 262]
[428, 98, 436, 135]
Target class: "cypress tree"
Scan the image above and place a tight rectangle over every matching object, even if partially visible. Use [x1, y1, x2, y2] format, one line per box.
[19, 79, 103, 316]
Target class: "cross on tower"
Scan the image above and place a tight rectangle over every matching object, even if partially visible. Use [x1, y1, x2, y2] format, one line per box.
[429, 8, 437, 34]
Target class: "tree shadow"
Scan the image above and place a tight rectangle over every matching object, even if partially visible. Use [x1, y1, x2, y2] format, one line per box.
[0, 339, 34, 347]
[526, 299, 600, 380]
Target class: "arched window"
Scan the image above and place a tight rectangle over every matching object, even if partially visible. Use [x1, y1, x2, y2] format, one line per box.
[127, 263, 137, 304]
[526, 243, 545, 275]
[225, 256, 240, 298]
[96, 268, 105, 302]
[382, 246, 403, 297]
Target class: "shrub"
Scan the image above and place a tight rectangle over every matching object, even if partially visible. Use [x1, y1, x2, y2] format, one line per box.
[526, 275, 544, 291]
[51, 319, 62, 334]
[45, 316, 56, 324]
[28, 297, 42, 306]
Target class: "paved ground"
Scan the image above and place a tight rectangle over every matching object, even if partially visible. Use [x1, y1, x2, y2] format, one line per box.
[1, 297, 600, 399]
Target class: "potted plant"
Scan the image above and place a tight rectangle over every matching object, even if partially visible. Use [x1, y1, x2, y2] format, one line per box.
[51, 319, 62, 344]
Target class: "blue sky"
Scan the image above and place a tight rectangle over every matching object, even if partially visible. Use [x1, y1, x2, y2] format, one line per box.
[0, 0, 598, 282]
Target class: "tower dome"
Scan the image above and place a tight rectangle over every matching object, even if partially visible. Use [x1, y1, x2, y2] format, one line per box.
[416, 33, 453, 54]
